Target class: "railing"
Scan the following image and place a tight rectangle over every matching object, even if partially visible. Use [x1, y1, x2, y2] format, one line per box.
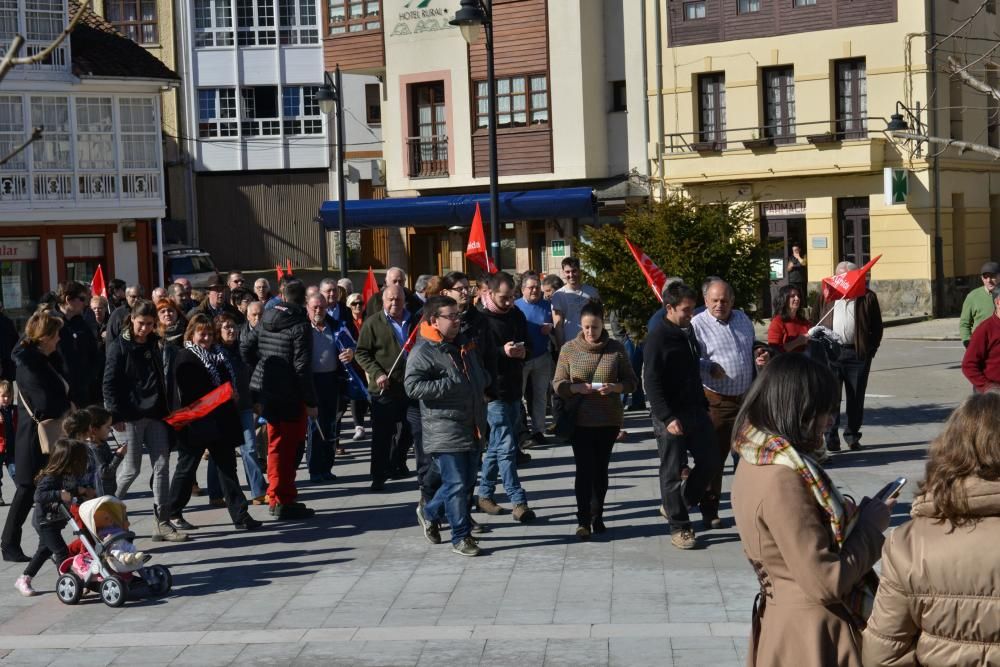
[0, 170, 162, 204]
[407, 135, 449, 178]
[665, 117, 880, 154]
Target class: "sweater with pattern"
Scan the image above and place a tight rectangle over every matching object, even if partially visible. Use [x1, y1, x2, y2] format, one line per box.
[552, 332, 637, 429]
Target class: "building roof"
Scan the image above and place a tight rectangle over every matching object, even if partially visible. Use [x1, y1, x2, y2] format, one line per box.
[67, 1, 179, 81]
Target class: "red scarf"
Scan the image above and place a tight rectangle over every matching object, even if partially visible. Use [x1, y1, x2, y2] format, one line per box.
[481, 289, 511, 315]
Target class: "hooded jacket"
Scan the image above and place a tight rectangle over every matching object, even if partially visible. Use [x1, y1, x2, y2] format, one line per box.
[103, 330, 168, 423]
[477, 303, 529, 402]
[403, 322, 488, 455]
[248, 301, 316, 419]
[862, 478, 1000, 666]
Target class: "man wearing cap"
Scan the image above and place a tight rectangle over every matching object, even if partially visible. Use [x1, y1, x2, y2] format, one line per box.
[960, 261, 1000, 348]
[188, 282, 242, 322]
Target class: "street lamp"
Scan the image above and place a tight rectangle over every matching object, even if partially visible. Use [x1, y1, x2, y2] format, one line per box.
[317, 65, 349, 277]
[451, 0, 502, 271]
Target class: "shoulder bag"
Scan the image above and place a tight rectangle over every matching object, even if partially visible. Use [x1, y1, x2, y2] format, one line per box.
[17, 386, 71, 455]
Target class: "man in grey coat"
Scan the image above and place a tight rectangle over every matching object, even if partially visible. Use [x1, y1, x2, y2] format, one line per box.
[404, 295, 489, 557]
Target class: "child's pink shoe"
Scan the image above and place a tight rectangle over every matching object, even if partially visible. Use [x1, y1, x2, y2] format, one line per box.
[71, 554, 91, 580]
[14, 575, 35, 597]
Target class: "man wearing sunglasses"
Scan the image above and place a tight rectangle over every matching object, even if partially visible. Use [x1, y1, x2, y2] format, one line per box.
[960, 261, 1000, 348]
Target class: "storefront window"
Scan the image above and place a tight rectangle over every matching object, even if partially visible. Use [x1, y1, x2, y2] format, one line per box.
[500, 223, 517, 273]
[64, 236, 105, 285]
[0, 239, 41, 315]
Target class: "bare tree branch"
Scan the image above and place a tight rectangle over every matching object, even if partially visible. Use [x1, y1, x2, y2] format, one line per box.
[0, 126, 43, 168]
[0, 0, 90, 83]
[893, 130, 1000, 160]
[929, 0, 990, 53]
[948, 55, 1000, 104]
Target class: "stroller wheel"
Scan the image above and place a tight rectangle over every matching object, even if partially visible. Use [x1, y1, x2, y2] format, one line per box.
[56, 573, 82, 605]
[146, 565, 172, 596]
[100, 576, 128, 607]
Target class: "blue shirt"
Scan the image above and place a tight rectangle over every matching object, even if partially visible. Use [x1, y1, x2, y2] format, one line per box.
[310, 322, 339, 373]
[515, 297, 552, 359]
[385, 310, 411, 352]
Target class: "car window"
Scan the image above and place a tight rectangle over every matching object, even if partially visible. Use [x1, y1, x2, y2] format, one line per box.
[169, 255, 216, 274]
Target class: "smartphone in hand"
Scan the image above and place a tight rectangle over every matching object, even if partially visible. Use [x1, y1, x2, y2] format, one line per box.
[875, 477, 907, 501]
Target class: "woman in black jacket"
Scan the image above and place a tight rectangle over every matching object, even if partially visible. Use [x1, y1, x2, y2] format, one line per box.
[1, 311, 69, 563]
[163, 314, 261, 533]
[103, 299, 181, 542]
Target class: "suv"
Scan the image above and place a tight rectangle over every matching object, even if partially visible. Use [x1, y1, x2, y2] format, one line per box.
[155, 246, 221, 288]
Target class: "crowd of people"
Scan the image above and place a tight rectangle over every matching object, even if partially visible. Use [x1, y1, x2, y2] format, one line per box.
[0, 255, 997, 665]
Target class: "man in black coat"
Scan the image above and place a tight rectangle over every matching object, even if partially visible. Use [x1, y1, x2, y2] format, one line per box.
[49, 280, 100, 406]
[643, 282, 720, 551]
[245, 279, 316, 520]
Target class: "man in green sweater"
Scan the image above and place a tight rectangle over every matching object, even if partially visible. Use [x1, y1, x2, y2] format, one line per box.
[960, 261, 1000, 347]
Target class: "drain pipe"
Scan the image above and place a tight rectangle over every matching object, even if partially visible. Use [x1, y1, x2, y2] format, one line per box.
[641, 0, 652, 201]
[654, 0, 665, 201]
[928, 3, 944, 316]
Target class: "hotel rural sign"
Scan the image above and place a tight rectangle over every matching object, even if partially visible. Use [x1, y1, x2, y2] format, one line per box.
[389, 0, 458, 37]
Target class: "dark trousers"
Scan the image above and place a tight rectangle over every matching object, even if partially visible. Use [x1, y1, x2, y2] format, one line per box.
[371, 396, 412, 482]
[406, 404, 440, 502]
[24, 523, 68, 578]
[625, 338, 646, 410]
[167, 440, 249, 525]
[703, 389, 744, 520]
[352, 399, 368, 429]
[570, 425, 618, 525]
[1, 483, 33, 554]
[653, 412, 718, 530]
[827, 347, 872, 447]
[309, 372, 341, 476]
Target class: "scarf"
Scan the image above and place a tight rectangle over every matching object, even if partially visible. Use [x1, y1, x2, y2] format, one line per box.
[184, 341, 238, 398]
[481, 289, 511, 315]
[734, 424, 875, 625]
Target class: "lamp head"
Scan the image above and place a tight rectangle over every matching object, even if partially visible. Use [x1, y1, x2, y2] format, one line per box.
[450, 0, 486, 45]
[316, 85, 337, 114]
[887, 112, 909, 132]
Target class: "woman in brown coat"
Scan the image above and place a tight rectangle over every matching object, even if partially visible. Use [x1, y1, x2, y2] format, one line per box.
[731, 354, 892, 667]
[863, 391, 1000, 666]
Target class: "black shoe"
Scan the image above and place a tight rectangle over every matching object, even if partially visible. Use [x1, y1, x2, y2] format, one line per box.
[469, 517, 490, 534]
[321, 472, 338, 482]
[0, 495, 5, 507]
[848, 440, 862, 451]
[416, 504, 441, 545]
[531, 432, 547, 446]
[274, 504, 315, 520]
[370, 478, 386, 491]
[389, 468, 412, 480]
[827, 442, 842, 452]
[2, 548, 30, 563]
[516, 450, 532, 466]
[170, 515, 198, 531]
[234, 516, 263, 530]
[592, 517, 607, 534]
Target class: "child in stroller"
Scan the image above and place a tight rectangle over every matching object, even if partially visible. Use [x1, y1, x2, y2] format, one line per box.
[55, 495, 172, 607]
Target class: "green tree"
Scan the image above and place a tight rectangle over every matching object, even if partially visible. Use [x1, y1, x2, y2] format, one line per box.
[578, 196, 770, 339]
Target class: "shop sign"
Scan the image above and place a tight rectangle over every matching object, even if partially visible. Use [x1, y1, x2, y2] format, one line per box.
[884, 168, 908, 205]
[388, 0, 458, 38]
[0, 239, 38, 260]
[551, 240, 565, 257]
[760, 201, 806, 217]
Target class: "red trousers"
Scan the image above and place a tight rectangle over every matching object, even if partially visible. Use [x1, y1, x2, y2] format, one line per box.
[266, 406, 307, 506]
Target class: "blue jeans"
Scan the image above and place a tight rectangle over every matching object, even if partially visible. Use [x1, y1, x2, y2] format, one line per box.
[240, 409, 267, 498]
[479, 400, 527, 506]
[424, 449, 479, 544]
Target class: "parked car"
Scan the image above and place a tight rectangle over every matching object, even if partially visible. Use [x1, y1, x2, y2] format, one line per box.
[153, 246, 221, 288]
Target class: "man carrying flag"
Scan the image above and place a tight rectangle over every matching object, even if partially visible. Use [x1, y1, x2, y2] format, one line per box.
[815, 259, 883, 454]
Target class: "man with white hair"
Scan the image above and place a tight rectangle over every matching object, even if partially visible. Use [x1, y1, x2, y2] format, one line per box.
[816, 260, 883, 454]
[365, 267, 424, 317]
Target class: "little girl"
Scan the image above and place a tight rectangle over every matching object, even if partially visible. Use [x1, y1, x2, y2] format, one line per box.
[65, 406, 126, 497]
[15, 438, 91, 597]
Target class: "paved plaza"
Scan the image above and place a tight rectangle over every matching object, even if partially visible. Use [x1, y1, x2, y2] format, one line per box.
[0, 326, 968, 666]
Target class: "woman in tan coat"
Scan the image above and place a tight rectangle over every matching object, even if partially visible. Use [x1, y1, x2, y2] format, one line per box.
[863, 391, 1000, 666]
[731, 354, 892, 667]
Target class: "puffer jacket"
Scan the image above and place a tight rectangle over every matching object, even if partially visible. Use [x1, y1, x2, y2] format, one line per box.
[862, 477, 1000, 666]
[403, 322, 488, 455]
[247, 301, 316, 420]
[103, 330, 168, 423]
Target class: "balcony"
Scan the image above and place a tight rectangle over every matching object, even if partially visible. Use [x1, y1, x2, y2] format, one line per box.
[407, 136, 449, 178]
[0, 170, 162, 205]
[663, 118, 887, 185]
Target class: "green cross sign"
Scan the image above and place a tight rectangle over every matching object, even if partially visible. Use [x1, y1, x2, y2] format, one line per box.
[884, 168, 908, 205]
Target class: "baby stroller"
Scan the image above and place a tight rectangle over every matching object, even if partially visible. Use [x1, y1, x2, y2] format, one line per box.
[55, 496, 172, 607]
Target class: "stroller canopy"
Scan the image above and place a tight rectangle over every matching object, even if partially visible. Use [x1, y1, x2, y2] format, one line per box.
[78, 496, 126, 536]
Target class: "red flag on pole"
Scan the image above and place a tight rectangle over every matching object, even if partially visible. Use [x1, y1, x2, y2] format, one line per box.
[624, 238, 667, 303]
[362, 266, 378, 305]
[822, 254, 882, 302]
[164, 383, 234, 430]
[465, 203, 494, 274]
[276, 264, 285, 283]
[286, 258, 293, 276]
[90, 264, 107, 299]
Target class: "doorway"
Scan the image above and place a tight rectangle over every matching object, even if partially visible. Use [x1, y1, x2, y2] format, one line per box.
[760, 203, 806, 316]
[409, 229, 449, 280]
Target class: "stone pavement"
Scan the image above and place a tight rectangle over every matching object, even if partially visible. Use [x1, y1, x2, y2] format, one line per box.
[0, 340, 966, 666]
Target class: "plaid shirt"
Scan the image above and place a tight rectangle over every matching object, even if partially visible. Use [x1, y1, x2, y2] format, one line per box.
[691, 308, 756, 396]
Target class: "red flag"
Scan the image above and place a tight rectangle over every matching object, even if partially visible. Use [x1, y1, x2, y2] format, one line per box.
[822, 255, 882, 302]
[164, 383, 234, 430]
[362, 266, 379, 306]
[276, 264, 285, 283]
[465, 203, 494, 274]
[402, 324, 419, 354]
[625, 238, 667, 303]
[286, 258, 293, 276]
[90, 264, 107, 299]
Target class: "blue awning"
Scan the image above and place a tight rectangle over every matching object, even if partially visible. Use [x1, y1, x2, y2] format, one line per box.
[319, 187, 596, 231]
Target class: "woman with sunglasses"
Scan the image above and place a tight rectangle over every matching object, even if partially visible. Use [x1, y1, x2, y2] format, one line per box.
[346, 293, 369, 443]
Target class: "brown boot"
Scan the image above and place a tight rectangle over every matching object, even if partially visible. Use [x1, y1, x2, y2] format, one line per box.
[512, 503, 536, 523]
[152, 520, 189, 543]
[477, 497, 506, 515]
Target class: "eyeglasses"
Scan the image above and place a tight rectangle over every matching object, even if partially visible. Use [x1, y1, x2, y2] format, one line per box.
[435, 312, 461, 321]
[349, 302, 363, 307]
[448, 285, 470, 293]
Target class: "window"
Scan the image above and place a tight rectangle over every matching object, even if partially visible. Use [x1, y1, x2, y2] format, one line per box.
[365, 83, 381, 125]
[0, 95, 25, 171]
[835, 58, 866, 139]
[474, 74, 549, 129]
[30, 96, 70, 170]
[105, 0, 158, 44]
[684, 1, 706, 19]
[279, 0, 318, 44]
[282, 86, 322, 135]
[988, 0, 996, 14]
[64, 237, 105, 285]
[988, 66, 999, 148]
[25, 0, 61, 42]
[75, 98, 115, 171]
[793, 0, 816, 5]
[838, 197, 870, 267]
[611, 80, 627, 112]
[241, 86, 280, 135]
[950, 75, 963, 140]
[328, 0, 380, 35]
[194, 0, 234, 47]
[236, 0, 276, 45]
[0, 0, 17, 42]
[118, 97, 158, 169]
[698, 73, 726, 145]
[198, 88, 237, 137]
[763, 66, 795, 143]
[408, 81, 448, 177]
[738, 0, 760, 13]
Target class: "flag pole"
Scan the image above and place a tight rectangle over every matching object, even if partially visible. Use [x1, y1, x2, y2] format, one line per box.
[379, 326, 418, 396]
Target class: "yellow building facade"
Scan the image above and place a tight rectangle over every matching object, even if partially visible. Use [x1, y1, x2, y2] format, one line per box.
[638, 0, 1000, 317]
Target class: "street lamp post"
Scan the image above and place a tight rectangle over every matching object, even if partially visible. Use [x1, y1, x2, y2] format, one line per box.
[451, 0, 502, 271]
[317, 65, 349, 278]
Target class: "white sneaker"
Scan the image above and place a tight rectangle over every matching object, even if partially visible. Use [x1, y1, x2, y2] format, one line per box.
[14, 575, 35, 597]
[353, 426, 365, 441]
